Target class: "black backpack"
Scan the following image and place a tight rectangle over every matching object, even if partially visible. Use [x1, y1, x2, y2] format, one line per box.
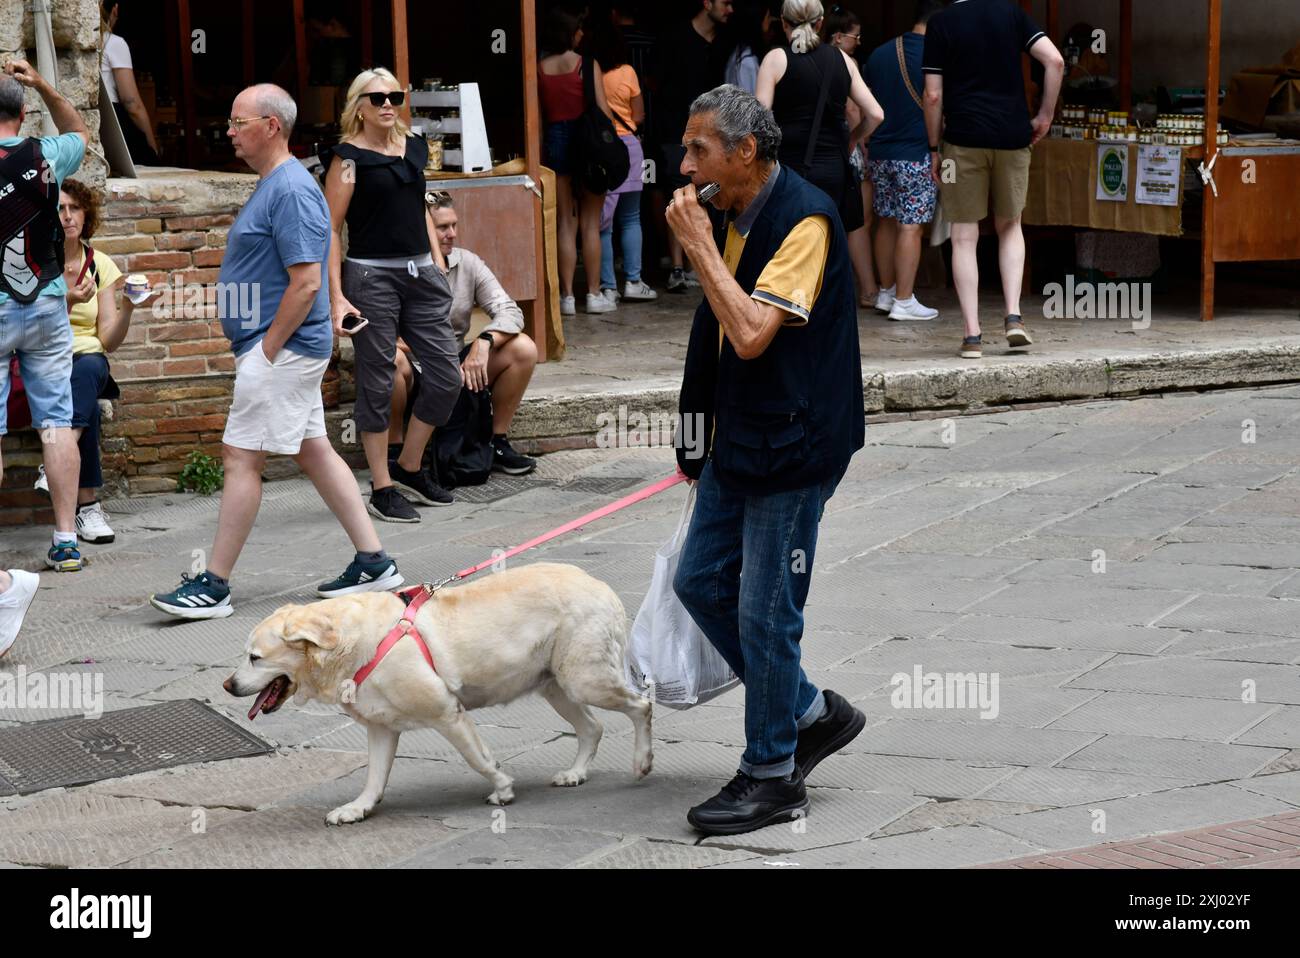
[574, 57, 630, 194]
[433, 384, 495, 488]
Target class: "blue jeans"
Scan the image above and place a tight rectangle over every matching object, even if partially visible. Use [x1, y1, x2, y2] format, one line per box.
[70, 352, 110, 489]
[673, 460, 845, 778]
[0, 294, 73, 434]
[600, 191, 644, 289]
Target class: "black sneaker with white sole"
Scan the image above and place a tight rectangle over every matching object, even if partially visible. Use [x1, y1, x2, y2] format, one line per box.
[316, 557, 404, 597]
[388, 460, 453, 506]
[492, 435, 537, 475]
[368, 484, 420, 523]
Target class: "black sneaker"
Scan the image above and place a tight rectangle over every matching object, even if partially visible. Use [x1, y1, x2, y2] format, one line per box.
[492, 435, 537, 475]
[794, 690, 867, 780]
[316, 557, 404, 597]
[686, 769, 809, 836]
[666, 267, 688, 292]
[388, 459, 453, 506]
[368, 484, 420, 523]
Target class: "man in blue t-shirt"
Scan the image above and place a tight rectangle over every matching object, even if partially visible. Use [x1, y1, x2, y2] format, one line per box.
[865, 0, 946, 323]
[152, 84, 403, 621]
[922, 0, 1064, 359]
[0, 61, 89, 578]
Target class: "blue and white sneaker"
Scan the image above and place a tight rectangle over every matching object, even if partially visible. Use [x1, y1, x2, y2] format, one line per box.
[316, 558, 404, 597]
[150, 571, 233, 619]
[46, 539, 83, 572]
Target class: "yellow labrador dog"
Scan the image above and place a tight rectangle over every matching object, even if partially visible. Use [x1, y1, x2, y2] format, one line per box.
[223, 563, 653, 825]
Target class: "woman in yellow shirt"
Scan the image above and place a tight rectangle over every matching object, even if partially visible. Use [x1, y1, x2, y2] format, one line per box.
[52, 179, 144, 543]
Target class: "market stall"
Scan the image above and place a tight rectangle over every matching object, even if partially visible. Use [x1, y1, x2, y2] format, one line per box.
[1018, 0, 1300, 320]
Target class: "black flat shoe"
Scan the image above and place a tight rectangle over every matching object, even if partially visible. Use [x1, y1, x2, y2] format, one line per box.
[795, 690, 867, 780]
[687, 769, 808, 836]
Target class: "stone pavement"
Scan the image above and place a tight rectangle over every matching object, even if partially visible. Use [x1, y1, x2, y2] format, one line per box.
[510, 278, 1300, 445]
[4, 383, 1300, 867]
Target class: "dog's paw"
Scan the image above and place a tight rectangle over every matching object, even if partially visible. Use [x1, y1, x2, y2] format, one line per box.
[634, 750, 654, 779]
[486, 785, 515, 806]
[325, 802, 373, 825]
[551, 768, 587, 787]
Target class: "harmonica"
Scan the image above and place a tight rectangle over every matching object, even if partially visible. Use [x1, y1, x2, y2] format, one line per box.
[667, 181, 721, 211]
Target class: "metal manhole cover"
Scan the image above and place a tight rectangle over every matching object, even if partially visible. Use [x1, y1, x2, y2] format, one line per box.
[451, 477, 555, 503]
[0, 698, 272, 796]
[557, 476, 647, 495]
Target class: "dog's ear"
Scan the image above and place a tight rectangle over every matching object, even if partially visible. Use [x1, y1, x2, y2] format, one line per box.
[281, 606, 339, 651]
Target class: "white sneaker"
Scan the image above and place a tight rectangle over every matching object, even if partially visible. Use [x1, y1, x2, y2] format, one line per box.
[874, 287, 896, 313]
[559, 295, 576, 316]
[622, 279, 658, 301]
[0, 569, 39, 660]
[601, 287, 620, 305]
[586, 292, 616, 314]
[682, 269, 702, 288]
[76, 501, 115, 544]
[888, 297, 939, 321]
[34, 464, 48, 497]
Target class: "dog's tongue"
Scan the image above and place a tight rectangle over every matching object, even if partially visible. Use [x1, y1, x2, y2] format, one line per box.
[248, 682, 278, 721]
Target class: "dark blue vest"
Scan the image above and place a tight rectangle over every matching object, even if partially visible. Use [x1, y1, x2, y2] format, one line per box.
[677, 165, 864, 495]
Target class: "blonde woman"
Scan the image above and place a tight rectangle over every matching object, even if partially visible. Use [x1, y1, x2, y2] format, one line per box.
[323, 67, 462, 521]
[757, 0, 884, 304]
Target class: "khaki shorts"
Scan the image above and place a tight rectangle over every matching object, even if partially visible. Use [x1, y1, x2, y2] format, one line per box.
[223, 342, 329, 454]
[939, 144, 1032, 223]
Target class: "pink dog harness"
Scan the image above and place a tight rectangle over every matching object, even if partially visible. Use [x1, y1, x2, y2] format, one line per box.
[353, 585, 437, 689]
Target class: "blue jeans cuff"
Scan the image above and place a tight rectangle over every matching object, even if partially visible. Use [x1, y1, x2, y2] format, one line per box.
[739, 757, 795, 780]
[797, 689, 826, 730]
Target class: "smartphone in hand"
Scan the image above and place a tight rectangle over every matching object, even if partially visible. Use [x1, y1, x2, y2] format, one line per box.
[342, 312, 369, 334]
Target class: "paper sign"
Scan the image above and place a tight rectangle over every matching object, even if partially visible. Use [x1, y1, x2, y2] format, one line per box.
[1135, 144, 1183, 207]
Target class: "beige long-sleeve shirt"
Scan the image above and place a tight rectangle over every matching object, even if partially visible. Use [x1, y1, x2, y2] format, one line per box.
[446, 247, 525, 345]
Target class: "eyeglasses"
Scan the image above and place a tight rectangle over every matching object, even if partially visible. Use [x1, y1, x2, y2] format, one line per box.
[836, 32, 861, 42]
[228, 115, 274, 128]
[360, 91, 405, 108]
[425, 189, 453, 208]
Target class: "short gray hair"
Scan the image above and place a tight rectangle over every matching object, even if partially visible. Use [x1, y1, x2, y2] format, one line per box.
[688, 84, 781, 162]
[0, 76, 25, 123]
[247, 83, 297, 139]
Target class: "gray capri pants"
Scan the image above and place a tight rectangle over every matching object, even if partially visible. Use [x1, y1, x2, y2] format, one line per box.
[343, 258, 462, 433]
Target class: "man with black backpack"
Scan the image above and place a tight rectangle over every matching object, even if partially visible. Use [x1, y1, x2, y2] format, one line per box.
[0, 60, 91, 572]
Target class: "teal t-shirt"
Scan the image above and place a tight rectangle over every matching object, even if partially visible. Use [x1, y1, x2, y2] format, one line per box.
[0, 131, 87, 305]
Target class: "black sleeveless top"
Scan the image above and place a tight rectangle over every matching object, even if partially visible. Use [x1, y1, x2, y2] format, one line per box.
[323, 134, 430, 259]
[771, 43, 851, 178]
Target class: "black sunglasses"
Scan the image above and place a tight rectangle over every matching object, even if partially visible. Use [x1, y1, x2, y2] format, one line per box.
[361, 91, 405, 107]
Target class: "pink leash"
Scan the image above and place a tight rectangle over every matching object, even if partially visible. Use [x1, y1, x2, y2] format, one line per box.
[449, 470, 688, 582]
[352, 470, 688, 688]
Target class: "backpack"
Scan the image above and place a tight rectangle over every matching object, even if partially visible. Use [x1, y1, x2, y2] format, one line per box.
[433, 384, 495, 488]
[0, 138, 65, 304]
[574, 57, 630, 194]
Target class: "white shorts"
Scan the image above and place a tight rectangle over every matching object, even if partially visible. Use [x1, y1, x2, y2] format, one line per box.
[223, 343, 330, 454]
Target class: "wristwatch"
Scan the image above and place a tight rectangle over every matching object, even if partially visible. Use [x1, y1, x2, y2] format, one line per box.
[477, 332, 494, 348]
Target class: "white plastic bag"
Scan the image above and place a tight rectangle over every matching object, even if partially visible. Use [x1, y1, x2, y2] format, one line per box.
[625, 485, 741, 708]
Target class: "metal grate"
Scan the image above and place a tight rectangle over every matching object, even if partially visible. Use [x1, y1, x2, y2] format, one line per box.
[450, 476, 556, 503]
[556, 476, 647, 495]
[0, 698, 272, 796]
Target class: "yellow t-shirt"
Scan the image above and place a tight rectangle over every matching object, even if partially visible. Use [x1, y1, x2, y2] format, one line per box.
[718, 214, 829, 350]
[602, 64, 640, 137]
[67, 247, 123, 355]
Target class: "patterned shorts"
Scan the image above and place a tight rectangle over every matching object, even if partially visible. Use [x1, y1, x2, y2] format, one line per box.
[866, 158, 937, 225]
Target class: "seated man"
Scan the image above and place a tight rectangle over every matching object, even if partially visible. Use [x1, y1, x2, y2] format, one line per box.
[429, 191, 538, 475]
